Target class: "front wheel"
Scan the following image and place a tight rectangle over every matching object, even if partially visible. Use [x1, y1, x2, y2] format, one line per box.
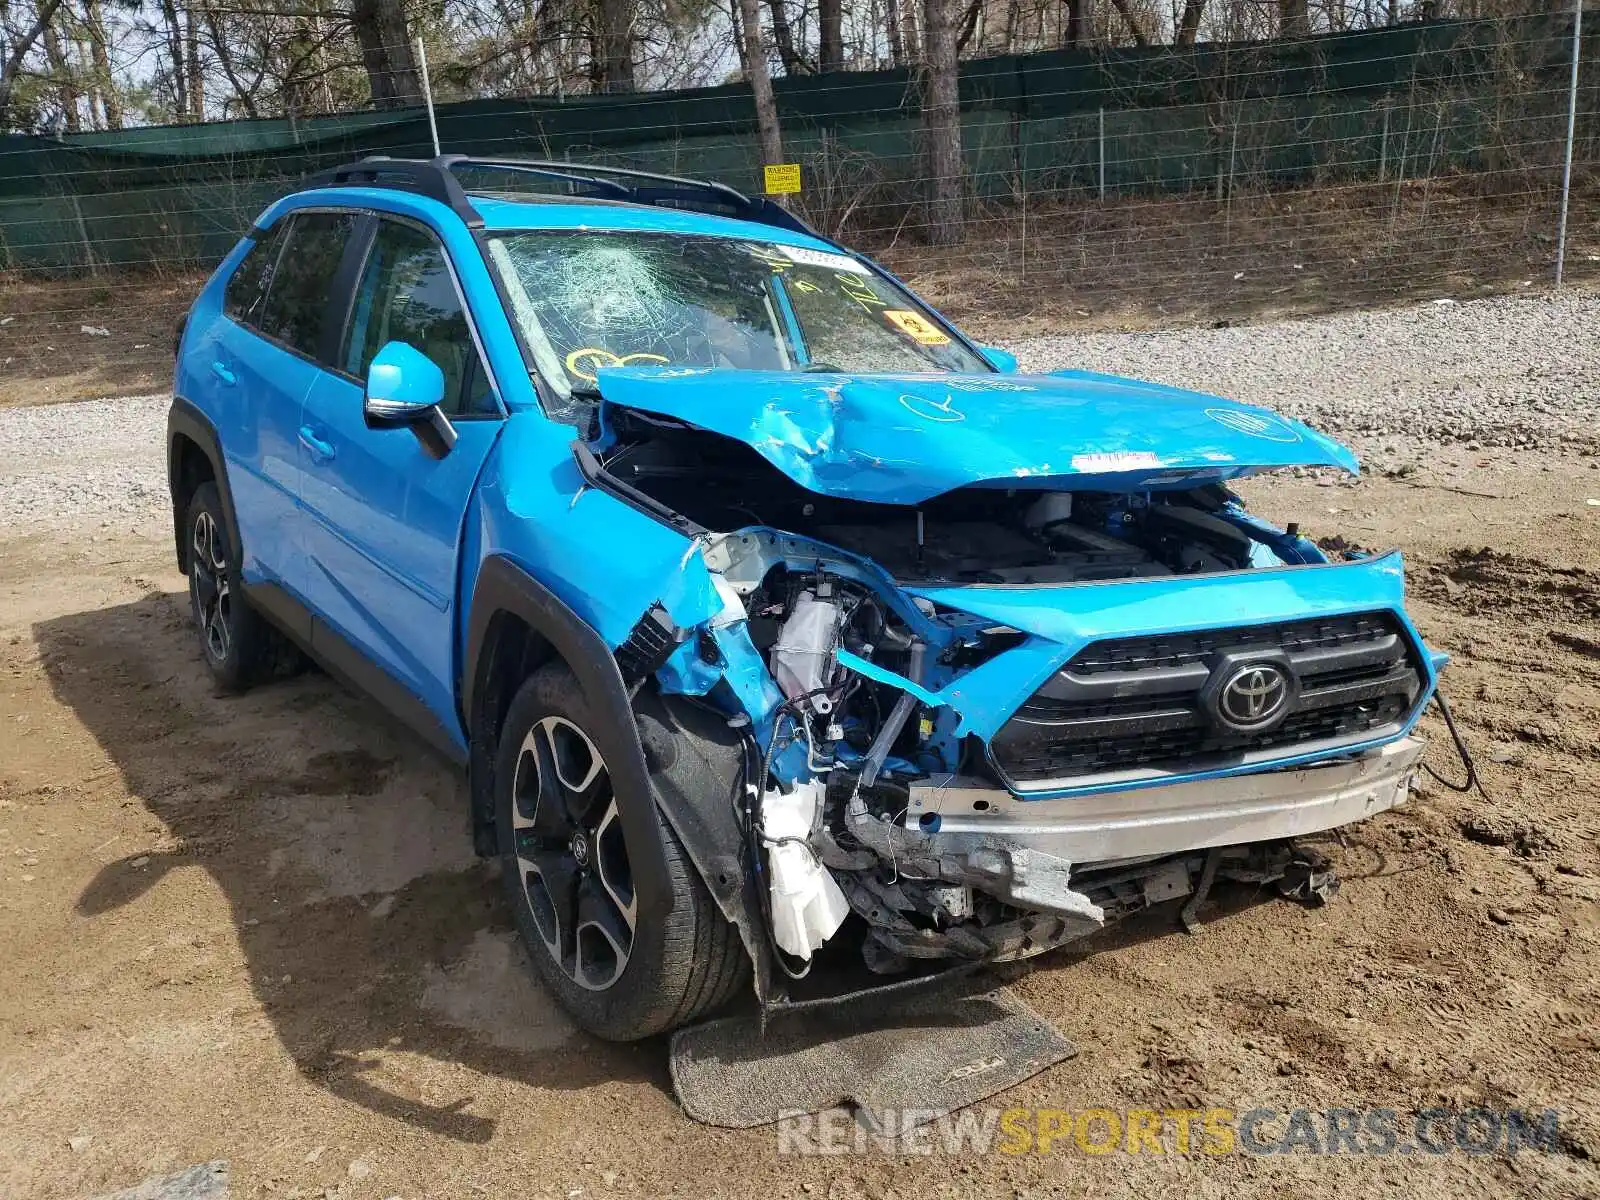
[494, 664, 748, 1040]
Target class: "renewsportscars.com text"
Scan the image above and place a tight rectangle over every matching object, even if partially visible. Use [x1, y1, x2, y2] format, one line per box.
[776, 1106, 1564, 1157]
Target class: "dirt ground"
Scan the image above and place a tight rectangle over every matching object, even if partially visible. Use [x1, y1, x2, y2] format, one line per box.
[1, 436, 1598, 1198]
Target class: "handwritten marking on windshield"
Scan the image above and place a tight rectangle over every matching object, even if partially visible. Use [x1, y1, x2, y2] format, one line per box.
[564, 348, 671, 383]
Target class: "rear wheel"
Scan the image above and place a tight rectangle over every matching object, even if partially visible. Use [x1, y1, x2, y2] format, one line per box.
[495, 664, 747, 1040]
[185, 482, 275, 692]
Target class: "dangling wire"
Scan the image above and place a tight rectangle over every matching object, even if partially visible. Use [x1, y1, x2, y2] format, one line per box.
[1421, 687, 1491, 800]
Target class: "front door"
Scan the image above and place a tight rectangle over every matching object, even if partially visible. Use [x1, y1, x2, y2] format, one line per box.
[296, 215, 503, 741]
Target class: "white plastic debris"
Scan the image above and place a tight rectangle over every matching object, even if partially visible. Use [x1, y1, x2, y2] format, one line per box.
[709, 573, 747, 628]
[772, 589, 840, 713]
[80, 325, 111, 336]
[762, 780, 848, 960]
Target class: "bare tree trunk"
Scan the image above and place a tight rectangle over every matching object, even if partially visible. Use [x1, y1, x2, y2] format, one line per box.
[350, 0, 422, 107]
[900, 0, 921, 60]
[84, 0, 121, 128]
[202, 1, 257, 118]
[957, 0, 981, 52]
[886, 0, 904, 65]
[1176, 0, 1205, 44]
[818, 0, 842, 70]
[159, 0, 188, 115]
[1105, 0, 1148, 44]
[76, 36, 103, 128]
[1278, 0, 1309, 37]
[184, 7, 204, 117]
[593, 0, 636, 91]
[765, 0, 806, 73]
[41, 20, 79, 131]
[737, 0, 785, 173]
[1, 0, 67, 131]
[1064, 0, 1087, 46]
[920, 0, 961, 243]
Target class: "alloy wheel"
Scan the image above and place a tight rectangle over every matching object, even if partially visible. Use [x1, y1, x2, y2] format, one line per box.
[511, 715, 637, 991]
[190, 510, 231, 664]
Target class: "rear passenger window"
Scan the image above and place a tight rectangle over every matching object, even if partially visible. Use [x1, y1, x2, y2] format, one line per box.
[256, 211, 356, 359]
[223, 222, 287, 327]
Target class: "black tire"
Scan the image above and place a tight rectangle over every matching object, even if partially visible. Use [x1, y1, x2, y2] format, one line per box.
[495, 663, 748, 1041]
[183, 481, 275, 692]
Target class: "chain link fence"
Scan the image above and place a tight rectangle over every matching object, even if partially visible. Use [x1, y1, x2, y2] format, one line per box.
[0, 12, 1594, 347]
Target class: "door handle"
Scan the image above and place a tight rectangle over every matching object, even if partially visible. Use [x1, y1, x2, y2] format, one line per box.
[210, 361, 237, 387]
[298, 425, 336, 463]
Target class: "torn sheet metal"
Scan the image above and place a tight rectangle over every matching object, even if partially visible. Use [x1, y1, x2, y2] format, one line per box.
[834, 648, 948, 709]
[592, 365, 1358, 505]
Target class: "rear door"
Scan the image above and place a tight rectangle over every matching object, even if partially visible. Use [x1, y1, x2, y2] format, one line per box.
[296, 214, 503, 738]
[208, 209, 359, 592]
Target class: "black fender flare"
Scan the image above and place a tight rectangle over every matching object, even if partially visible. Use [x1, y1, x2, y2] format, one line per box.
[463, 555, 772, 1001]
[463, 556, 676, 917]
[166, 395, 242, 574]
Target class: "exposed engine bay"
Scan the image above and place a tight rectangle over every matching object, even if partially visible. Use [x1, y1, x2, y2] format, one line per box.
[589, 406, 1427, 985]
[604, 410, 1281, 585]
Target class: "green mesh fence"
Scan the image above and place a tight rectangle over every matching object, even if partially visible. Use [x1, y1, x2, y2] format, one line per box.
[0, 15, 1589, 269]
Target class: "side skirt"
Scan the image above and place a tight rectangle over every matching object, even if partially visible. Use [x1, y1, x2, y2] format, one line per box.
[242, 579, 469, 768]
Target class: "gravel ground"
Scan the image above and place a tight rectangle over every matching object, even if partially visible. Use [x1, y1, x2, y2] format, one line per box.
[1, 291, 1595, 534]
[0, 393, 168, 534]
[1016, 290, 1600, 458]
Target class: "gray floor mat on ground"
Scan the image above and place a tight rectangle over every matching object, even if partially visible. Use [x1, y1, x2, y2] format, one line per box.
[89, 1162, 228, 1200]
[669, 985, 1075, 1131]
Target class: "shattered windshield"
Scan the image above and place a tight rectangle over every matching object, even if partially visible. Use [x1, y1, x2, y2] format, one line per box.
[485, 231, 990, 415]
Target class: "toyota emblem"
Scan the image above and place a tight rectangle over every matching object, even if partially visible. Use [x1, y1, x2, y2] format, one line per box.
[1216, 662, 1291, 731]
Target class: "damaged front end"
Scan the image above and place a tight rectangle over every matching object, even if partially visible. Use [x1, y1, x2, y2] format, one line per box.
[578, 367, 1441, 994]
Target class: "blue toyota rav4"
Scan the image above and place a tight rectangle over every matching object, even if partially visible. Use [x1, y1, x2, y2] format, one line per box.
[169, 156, 1442, 1040]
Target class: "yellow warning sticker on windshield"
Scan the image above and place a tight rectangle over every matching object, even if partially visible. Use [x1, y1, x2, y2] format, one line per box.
[883, 309, 951, 345]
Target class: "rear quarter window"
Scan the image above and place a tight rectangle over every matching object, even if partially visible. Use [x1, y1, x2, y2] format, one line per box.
[223, 222, 287, 328]
[254, 211, 358, 359]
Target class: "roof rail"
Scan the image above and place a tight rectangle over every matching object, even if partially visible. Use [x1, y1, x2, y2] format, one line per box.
[307, 156, 484, 227]
[306, 154, 824, 240]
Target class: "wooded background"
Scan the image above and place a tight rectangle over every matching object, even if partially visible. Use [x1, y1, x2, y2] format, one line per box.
[0, 1, 1594, 270]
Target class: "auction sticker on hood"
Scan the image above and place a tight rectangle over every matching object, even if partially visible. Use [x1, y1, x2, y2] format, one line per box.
[1070, 451, 1166, 472]
[883, 309, 952, 345]
[1206, 406, 1303, 443]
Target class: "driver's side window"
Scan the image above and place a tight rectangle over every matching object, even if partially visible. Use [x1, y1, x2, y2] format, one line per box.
[344, 219, 495, 416]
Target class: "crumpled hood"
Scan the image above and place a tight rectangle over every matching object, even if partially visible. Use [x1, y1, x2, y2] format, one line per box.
[595, 365, 1358, 505]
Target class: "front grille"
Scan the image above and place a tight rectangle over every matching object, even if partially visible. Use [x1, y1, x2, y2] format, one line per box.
[990, 612, 1424, 787]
